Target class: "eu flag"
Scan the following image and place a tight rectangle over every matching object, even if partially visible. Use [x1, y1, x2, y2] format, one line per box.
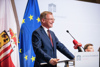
[18, 0, 41, 67]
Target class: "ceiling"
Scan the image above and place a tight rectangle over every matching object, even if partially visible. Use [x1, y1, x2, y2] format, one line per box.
[78, 0, 100, 4]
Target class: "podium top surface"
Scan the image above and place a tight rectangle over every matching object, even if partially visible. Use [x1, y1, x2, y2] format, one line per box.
[40, 59, 74, 65]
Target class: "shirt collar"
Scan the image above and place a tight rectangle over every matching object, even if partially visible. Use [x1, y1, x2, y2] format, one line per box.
[42, 25, 48, 34]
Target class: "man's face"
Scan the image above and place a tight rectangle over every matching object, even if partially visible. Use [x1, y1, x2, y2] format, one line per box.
[42, 14, 54, 29]
[85, 46, 94, 52]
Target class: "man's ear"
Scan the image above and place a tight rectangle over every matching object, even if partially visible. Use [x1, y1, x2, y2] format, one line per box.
[41, 19, 45, 23]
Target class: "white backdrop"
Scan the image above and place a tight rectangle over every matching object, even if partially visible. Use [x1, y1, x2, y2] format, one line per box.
[15, 0, 100, 67]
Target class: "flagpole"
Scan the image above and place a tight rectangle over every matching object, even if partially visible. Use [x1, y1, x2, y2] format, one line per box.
[11, 0, 20, 37]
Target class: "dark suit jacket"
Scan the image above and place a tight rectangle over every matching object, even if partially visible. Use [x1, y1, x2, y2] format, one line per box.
[32, 26, 74, 67]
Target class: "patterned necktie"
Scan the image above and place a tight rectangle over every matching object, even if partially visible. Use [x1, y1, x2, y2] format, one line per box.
[47, 30, 53, 47]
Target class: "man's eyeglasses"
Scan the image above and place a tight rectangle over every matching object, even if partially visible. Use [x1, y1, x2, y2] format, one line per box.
[44, 18, 55, 21]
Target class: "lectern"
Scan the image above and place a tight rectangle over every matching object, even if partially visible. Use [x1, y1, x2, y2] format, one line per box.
[75, 52, 99, 67]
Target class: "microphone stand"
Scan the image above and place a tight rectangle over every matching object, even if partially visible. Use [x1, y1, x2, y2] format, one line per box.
[66, 30, 84, 52]
[77, 46, 83, 52]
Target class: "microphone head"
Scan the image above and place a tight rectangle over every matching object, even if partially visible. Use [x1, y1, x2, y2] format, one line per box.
[66, 30, 69, 33]
[73, 39, 78, 46]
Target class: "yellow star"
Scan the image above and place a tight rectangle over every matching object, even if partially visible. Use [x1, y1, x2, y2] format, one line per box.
[24, 55, 28, 60]
[22, 19, 25, 24]
[36, 17, 40, 22]
[29, 15, 33, 21]
[31, 56, 35, 62]
[19, 49, 22, 53]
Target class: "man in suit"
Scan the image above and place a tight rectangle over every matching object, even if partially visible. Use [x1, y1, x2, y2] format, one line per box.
[32, 11, 75, 67]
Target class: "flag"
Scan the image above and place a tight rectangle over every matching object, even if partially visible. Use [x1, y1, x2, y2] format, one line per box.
[0, 0, 20, 67]
[18, 0, 41, 67]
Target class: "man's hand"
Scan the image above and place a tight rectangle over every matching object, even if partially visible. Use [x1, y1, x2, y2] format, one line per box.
[49, 58, 59, 65]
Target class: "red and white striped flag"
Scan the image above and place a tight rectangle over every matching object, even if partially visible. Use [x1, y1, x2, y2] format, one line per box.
[0, 0, 20, 67]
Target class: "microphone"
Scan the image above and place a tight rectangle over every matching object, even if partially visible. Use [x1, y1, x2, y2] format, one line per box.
[66, 30, 83, 52]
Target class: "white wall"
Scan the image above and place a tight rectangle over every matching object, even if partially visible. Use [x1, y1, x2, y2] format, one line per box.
[15, 0, 100, 67]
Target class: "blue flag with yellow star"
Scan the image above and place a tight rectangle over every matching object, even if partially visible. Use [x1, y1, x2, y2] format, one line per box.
[18, 0, 41, 67]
